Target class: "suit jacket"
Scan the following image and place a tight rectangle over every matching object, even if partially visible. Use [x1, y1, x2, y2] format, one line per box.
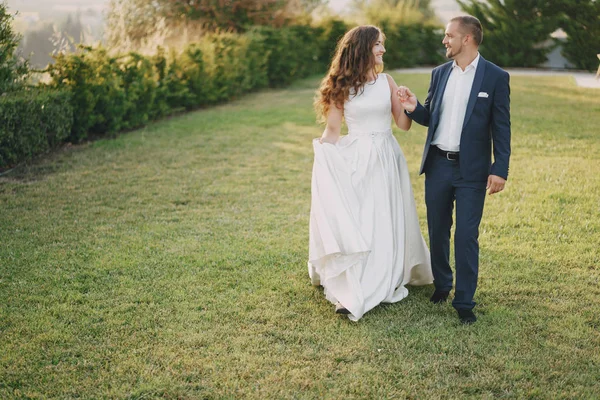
[408, 55, 511, 182]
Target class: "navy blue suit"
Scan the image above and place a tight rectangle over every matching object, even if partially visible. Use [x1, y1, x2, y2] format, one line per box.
[407, 55, 511, 310]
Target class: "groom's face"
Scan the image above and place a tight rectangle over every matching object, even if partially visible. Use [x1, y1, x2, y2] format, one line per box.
[442, 21, 465, 59]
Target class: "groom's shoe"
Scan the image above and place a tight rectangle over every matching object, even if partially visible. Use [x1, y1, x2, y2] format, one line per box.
[457, 309, 477, 325]
[430, 290, 450, 304]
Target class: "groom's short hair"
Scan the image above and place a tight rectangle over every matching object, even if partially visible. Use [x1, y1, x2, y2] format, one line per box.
[451, 15, 483, 46]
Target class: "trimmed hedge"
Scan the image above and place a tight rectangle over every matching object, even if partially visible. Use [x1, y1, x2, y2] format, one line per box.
[45, 32, 273, 143]
[1, 19, 444, 170]
[0, 89, 73, 169]
[377, 23, 444, 68]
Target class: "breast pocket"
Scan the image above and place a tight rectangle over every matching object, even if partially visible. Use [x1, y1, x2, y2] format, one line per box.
[473, 92, 493, 117]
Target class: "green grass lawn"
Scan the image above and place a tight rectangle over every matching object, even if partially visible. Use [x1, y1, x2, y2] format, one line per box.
[1, 72, 599, 398]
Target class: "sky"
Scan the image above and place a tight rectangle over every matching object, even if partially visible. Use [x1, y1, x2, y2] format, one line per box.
[329, 0, 350, 12]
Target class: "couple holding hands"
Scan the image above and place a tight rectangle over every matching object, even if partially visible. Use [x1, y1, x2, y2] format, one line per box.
[308, 15, 511, 324]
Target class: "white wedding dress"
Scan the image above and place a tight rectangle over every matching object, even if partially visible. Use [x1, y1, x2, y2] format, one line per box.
[308, 73, 433, 321]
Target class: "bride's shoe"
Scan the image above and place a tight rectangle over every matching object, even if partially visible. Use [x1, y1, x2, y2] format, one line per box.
[335, 302, 351, 315]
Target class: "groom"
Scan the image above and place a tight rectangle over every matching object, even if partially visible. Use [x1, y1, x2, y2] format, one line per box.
[398, 15, 511, 324]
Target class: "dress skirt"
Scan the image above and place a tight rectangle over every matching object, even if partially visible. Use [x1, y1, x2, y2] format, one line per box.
[308, 129, 433, 321]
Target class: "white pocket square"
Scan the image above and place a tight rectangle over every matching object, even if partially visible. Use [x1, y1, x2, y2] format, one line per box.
[478, 92, 489, 98]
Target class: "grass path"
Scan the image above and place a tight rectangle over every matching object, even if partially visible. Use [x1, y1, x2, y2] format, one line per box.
[1, 73, 599, 398]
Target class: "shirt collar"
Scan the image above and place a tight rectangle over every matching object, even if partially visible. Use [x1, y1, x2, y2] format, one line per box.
[452, 53, 480, 72]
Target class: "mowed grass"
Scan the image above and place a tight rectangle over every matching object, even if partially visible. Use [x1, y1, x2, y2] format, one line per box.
[1, 72, 599, 398]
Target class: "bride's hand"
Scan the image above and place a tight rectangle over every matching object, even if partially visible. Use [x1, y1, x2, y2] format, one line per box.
[319, 135, 337, 144]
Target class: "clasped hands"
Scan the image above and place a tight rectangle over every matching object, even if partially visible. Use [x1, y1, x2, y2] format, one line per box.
[397, 86, 417, 113]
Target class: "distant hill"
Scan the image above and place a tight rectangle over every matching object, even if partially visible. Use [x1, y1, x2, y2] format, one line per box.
[7, 0, 107, 36]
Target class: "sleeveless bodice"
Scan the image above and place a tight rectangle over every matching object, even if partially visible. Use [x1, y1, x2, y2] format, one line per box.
[344, 74, 392, 135]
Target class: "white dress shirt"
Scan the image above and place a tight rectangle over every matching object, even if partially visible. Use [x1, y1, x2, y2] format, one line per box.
[431, 53, 480, 152]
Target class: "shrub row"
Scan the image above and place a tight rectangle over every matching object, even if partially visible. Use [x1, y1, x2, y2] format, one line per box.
[1, 20, 443, 170]
[0, 90, 72, 169]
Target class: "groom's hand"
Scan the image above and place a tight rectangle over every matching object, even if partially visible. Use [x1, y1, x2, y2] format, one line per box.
[487, 175, 506, 195]
[397, 86, 417, 112]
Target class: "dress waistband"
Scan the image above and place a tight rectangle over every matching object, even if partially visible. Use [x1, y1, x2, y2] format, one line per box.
[347, 129, 392, 138]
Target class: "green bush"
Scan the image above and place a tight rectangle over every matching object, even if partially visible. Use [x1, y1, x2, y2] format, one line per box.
[0, 89, 72, 169]
[11, 18, 442, 169]
[144, 33, 268, 114]
[201, 32, 269, 101]
[149, 48, 172, 119]
[47, 46, 126, 142]
[0, 3, 29, 94]
[243, 30, 270, 91]
[150, 48, 192, 114]
[315, 18, 350, 69]
[118, 52, 157, 130]
[378, 22, 444, 68]
[250, 25, 322, 87]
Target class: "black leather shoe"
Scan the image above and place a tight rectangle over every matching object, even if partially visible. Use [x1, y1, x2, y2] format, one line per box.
[430, 290, 450, 304]
[457, 309, 477, 324]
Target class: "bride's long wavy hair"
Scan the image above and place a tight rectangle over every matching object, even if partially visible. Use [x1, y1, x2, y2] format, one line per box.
[314, 25, 385, 123]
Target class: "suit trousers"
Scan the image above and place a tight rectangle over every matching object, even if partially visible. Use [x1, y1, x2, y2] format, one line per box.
[424, 149, 487, 310]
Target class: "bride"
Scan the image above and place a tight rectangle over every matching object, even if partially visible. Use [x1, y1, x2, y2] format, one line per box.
[308, 25, 433, 321]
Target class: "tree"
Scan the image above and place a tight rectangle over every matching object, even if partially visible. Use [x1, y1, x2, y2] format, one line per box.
[105, 0, 167, 50]
[457, 0, 561, 67]
[0, 2, 28, 92]
[105, 0, 326, 50]
[351, 0, 438, 26]
[556, 0, 600, 71]
[162, 0, 290, 31]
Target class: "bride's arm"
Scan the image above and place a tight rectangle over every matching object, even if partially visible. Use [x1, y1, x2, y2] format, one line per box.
[386, 74, 412, 131]
[320, 101, 343, 144]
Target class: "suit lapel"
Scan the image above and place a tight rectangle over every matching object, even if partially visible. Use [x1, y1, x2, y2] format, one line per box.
[429, 63, 453, 139]
[462, 56, 487, 130]
[434, 64, 453, 117]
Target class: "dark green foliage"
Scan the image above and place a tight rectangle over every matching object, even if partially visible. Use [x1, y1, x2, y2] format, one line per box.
[47, 46, 126, 142]
[315, 18, 350, 65]
[84, 50, 127, 136]
[457, 0, 560, 68]
[249, 25, 318, 87]
[248, 22, 358, 88]
[457, 0, 600, 70]
[149, 48, 172, 119]
[163, 47, 200, 111]
[202, 33, 266, 102]
[558, 0, 600, 71]
[379, 23, 445, 68]
[244, 31, 270, 91]
[0, 3, 29, 93]
[118, 52, 158, 130]
[0, 89, 72, 169]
